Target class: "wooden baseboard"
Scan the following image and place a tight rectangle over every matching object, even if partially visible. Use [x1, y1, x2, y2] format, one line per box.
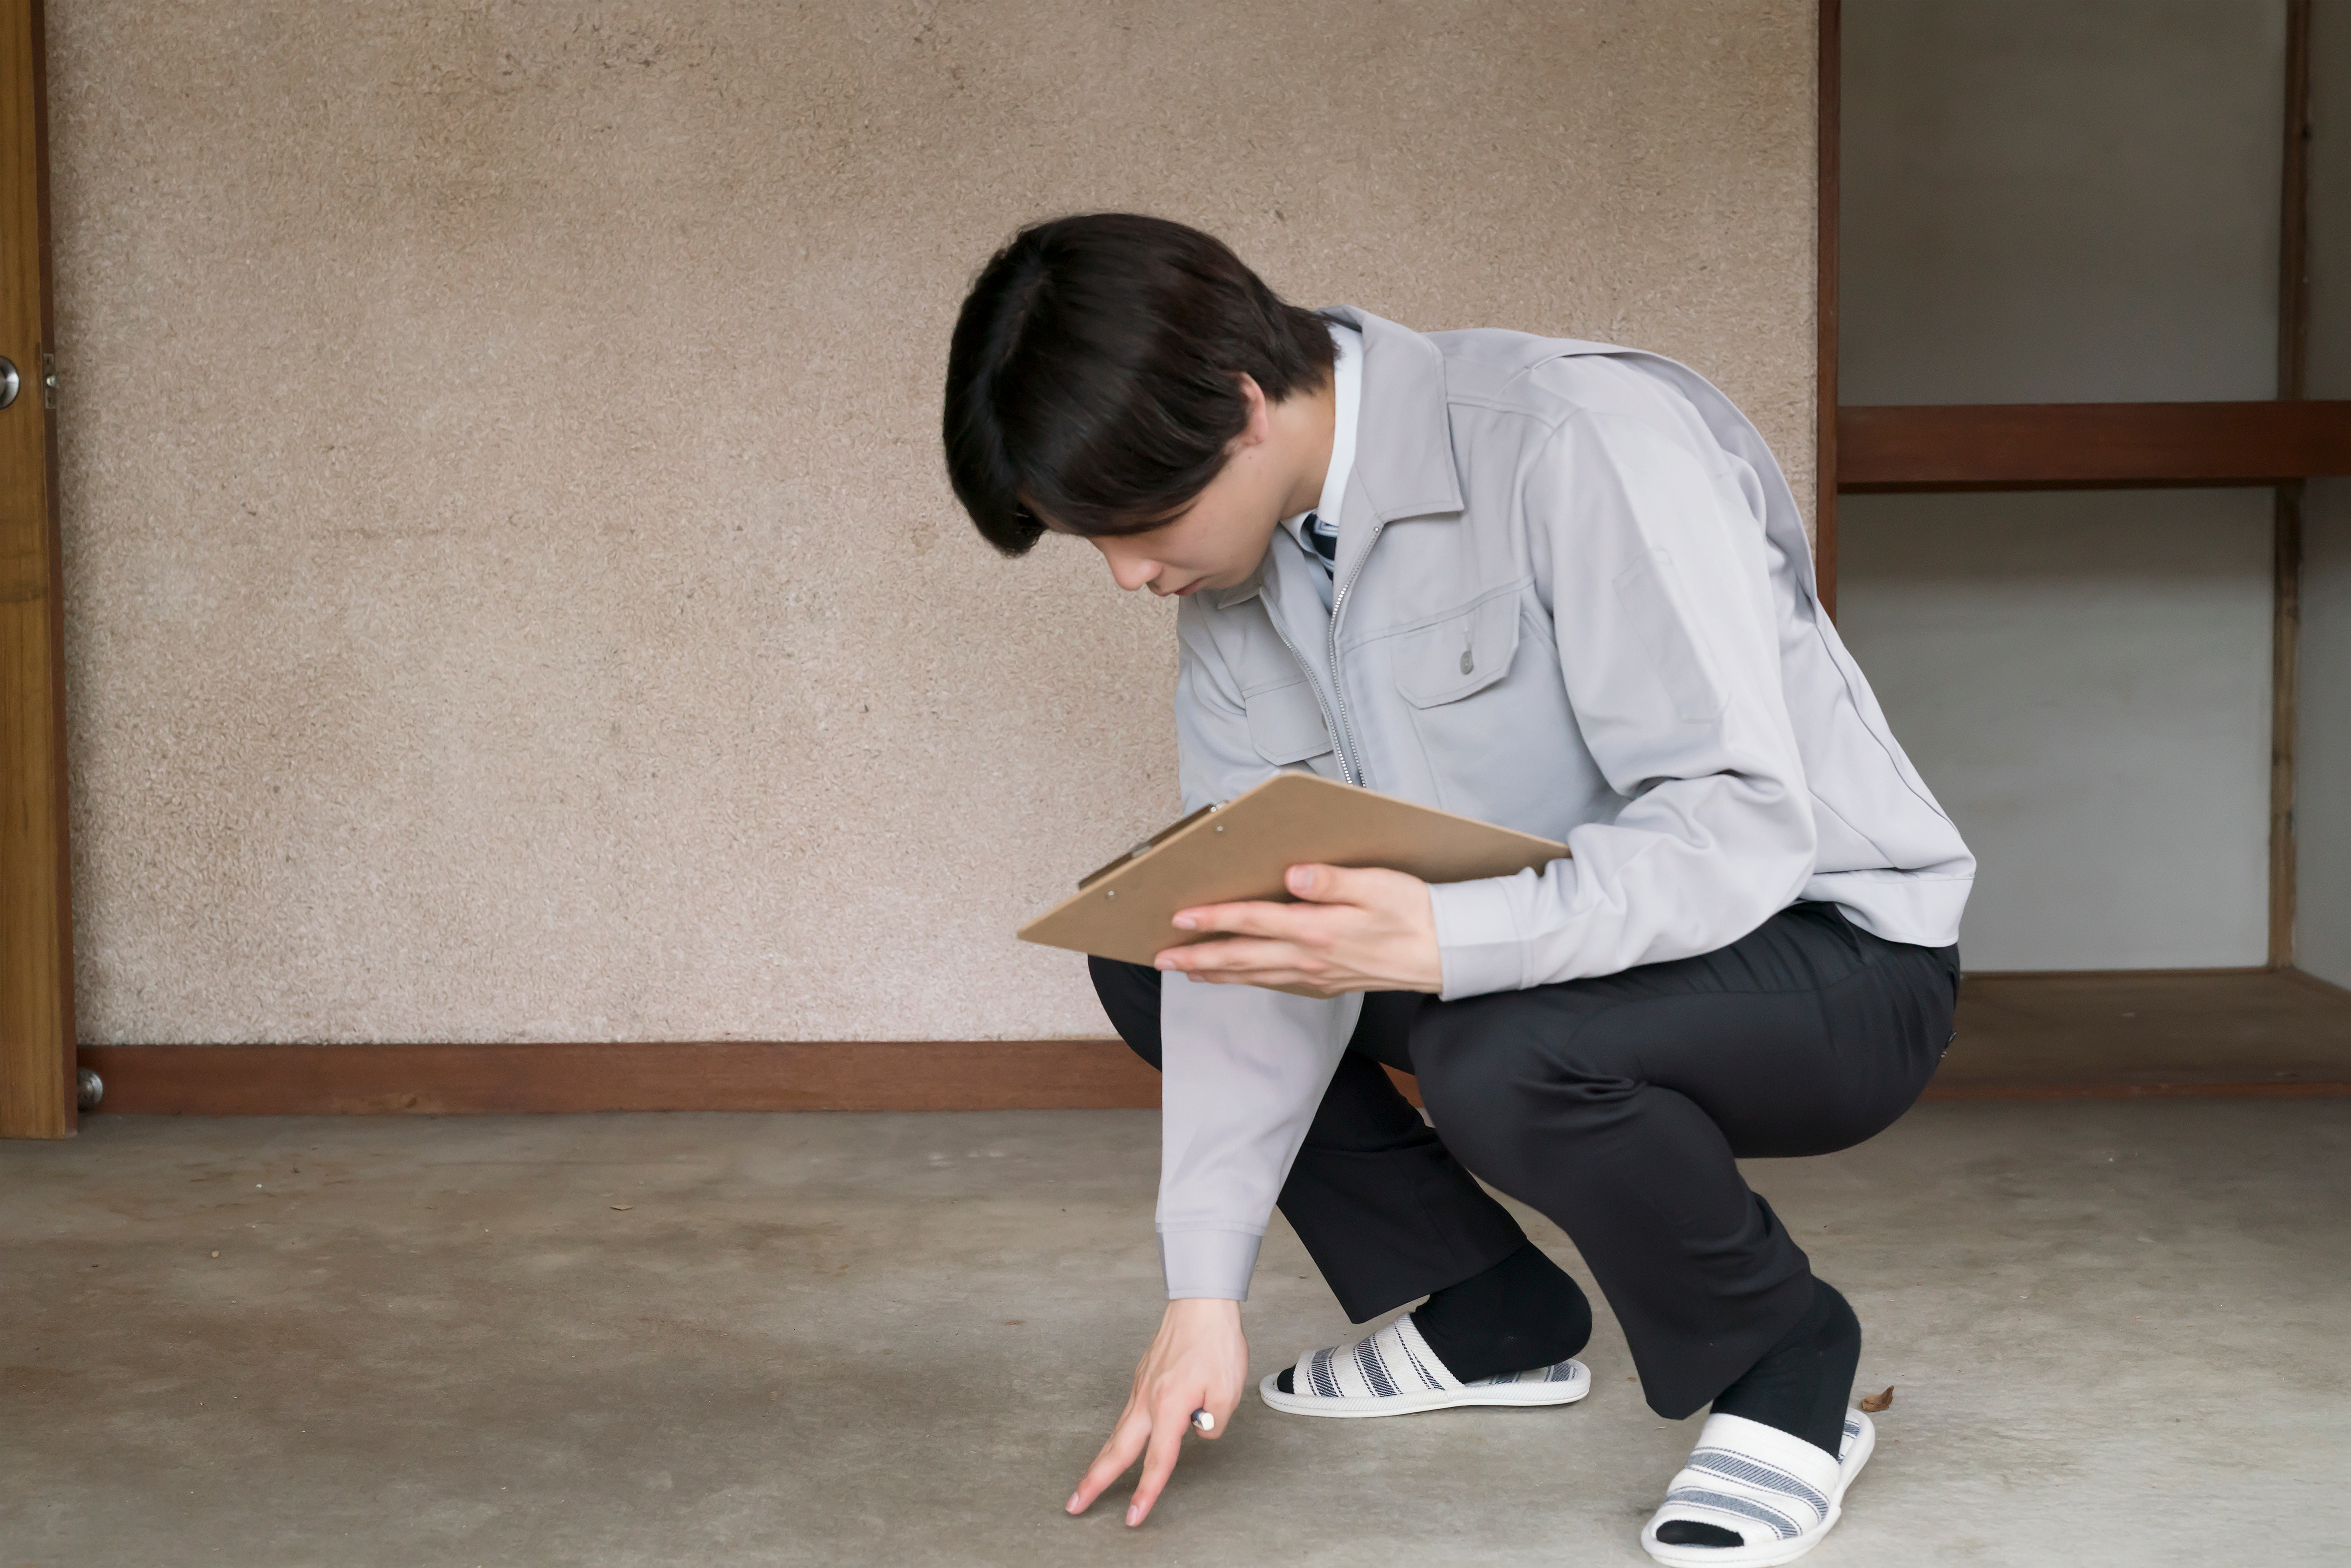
[69, 969, 2351, 1117]
[1929, 967, 2348, 1097]
[74, 1040, 1164, 1115]
[1920, 1079, 2348, 1099]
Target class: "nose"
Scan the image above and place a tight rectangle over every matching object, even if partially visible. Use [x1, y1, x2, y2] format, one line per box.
[1097, 543, 1162, 593]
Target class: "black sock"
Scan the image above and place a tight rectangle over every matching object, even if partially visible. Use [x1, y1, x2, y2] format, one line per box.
[1710, 1276, 1861, 1458]
[1652, 1279, 1861, 1550]
[1275, 1242, 1592, 1395]
[1411, 1241, 1593, 1383]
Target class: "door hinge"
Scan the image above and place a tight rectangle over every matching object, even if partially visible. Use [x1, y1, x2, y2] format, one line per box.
[41, 349, 57, 409]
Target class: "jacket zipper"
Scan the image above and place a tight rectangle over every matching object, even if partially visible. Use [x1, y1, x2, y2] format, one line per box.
[1322, 519, 1388, 785]
[1266, 603, 1356, 786]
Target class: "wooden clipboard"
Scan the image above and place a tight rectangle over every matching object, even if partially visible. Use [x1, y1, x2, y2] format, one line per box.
[1017, 772, 1568, 971]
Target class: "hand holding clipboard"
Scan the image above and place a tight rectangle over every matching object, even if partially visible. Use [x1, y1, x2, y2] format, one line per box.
[1019, 774, 1566, 995]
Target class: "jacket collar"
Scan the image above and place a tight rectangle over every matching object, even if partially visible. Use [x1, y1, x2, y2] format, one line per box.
[1318, 305, 1463, 526]
[1212, 306, 1461, 611]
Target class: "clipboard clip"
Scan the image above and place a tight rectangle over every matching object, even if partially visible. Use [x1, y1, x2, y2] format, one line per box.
[1076, 800, 1225, 890]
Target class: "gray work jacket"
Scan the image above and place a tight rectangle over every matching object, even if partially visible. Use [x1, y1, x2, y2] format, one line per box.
[1156, 307, 1975, 1301]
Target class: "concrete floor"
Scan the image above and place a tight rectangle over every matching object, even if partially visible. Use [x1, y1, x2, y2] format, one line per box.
[3, 1103, 2346, 1567]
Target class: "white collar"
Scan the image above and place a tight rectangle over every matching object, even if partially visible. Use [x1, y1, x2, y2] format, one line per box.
[1279, 321, 1361, 552]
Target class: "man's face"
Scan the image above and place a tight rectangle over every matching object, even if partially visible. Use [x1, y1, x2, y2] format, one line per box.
[1049, 374, 1304, 599]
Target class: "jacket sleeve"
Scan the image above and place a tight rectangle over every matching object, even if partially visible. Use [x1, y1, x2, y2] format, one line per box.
[1424, 406, 1819, 997]
[1156, 604, 1361, 1300]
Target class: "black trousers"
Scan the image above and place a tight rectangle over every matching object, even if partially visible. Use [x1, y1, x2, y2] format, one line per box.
[1090, 900, 1960, 1420]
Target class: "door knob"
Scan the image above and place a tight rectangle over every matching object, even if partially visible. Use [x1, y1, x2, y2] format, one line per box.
[0, 356, 17, 409]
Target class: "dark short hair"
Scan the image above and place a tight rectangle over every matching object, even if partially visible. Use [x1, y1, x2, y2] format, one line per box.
[942, 213, 1338, 556]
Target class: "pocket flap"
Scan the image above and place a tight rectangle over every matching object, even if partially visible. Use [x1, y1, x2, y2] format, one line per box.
[1244, 678, 1335, 764]
[1395, 595, 1522, 708]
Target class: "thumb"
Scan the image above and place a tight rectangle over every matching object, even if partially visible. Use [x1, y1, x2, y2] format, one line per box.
[1285, 863, 1356, 902]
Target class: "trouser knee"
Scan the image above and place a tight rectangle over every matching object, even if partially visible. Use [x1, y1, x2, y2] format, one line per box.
[1409, 1042, 1530, 1186]
[1411, 999, 1630, 1190]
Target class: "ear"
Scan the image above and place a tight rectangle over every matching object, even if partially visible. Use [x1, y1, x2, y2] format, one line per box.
[1230, 373, 1274, 450]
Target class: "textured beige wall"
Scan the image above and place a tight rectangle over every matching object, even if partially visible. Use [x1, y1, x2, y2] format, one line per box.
[47, 0, 1817, 1044]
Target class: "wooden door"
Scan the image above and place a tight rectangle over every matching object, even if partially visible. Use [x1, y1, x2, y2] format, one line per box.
[1, 0, 74, 1139]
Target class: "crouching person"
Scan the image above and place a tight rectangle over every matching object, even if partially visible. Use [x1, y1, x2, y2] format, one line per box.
[939, 213, 1971, 1564]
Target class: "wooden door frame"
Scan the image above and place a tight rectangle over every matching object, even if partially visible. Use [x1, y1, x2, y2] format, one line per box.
[2266, 0, 2313, 969]
[1, 0, 75, 1139]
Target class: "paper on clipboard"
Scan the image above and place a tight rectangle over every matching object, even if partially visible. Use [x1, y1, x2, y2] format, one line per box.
[1016, 772, 1567, 970]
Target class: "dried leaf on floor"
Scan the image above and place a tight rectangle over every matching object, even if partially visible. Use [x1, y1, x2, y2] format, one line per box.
[610, 1204, 634, 1211]
[1860, 1385, 1895, 1413]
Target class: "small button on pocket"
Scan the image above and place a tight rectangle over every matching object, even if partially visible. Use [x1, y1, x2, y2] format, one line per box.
[1397, 595, 1520, 709]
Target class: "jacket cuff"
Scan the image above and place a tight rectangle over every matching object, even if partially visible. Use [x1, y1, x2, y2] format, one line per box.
[1158, 1227, 1262, 1301]
[1427, 875, 1526, 1000]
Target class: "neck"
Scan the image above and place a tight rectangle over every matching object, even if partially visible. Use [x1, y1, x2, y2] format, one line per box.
[1269, 373, 1338, 521]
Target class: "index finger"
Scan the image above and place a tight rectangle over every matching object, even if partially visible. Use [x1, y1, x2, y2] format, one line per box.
[1170, 898, 1312, 941]
[1069, 1403, 1150, 1515]
[1123, 1398, 1194, 1527]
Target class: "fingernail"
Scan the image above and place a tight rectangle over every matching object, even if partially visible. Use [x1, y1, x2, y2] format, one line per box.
[1155, 955, 1176, 970]
[1173, 915, 1196, 930]
[1126, 1505, 1141, 1527]
[1066, 1493, 1082, 1514]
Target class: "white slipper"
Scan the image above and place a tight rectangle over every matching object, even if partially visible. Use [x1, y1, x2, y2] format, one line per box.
[1639, 1409, 1876, 1567]
[1257, 1311, 1591, 1418]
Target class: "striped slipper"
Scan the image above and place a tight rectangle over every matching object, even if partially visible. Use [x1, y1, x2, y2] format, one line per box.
[1257, 1311, 1591, 1418]
[1639, 1408, 1877, 1567]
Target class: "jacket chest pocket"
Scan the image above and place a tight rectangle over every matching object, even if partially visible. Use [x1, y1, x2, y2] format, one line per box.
[1243, 677, 1335, 765]
[1385, 589, 1587, 827]
[1394, 592, 1522, 709]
